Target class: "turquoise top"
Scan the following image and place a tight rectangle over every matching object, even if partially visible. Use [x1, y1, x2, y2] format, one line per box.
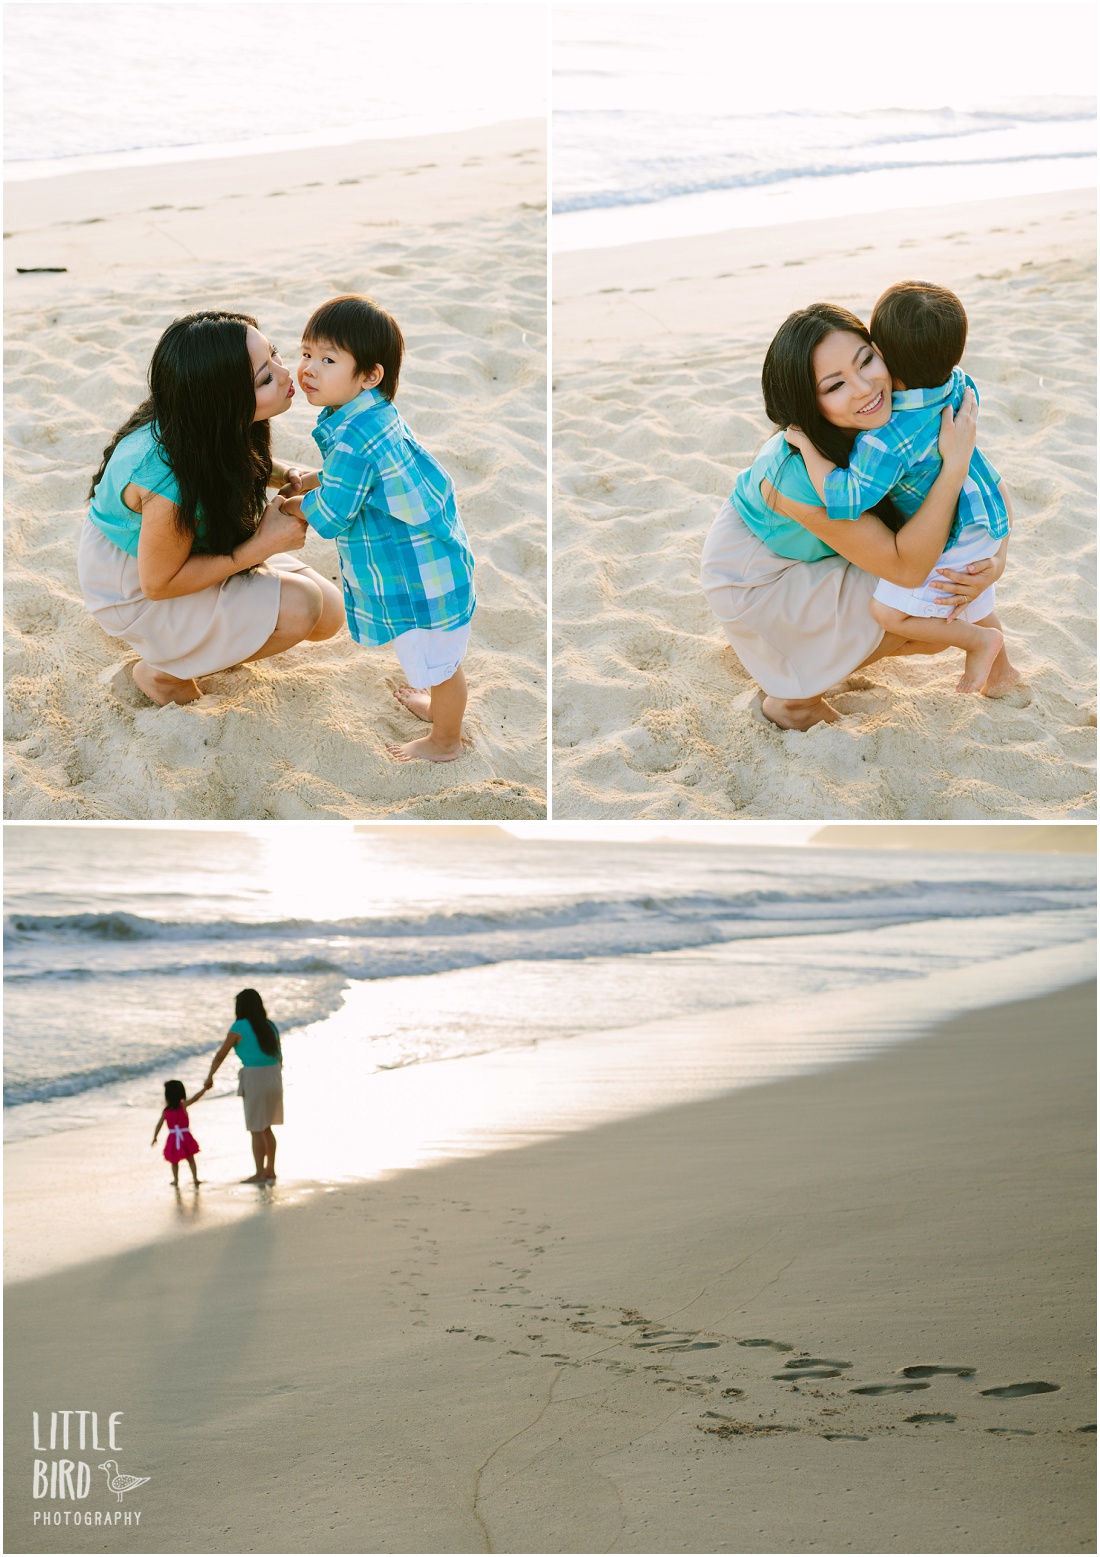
[230, 1018, 281, 1068]
[87, 423, 180, 558]
[732, 432, 837, 563]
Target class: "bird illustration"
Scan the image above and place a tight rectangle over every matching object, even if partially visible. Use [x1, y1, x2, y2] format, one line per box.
[98, 1460, 151, 1503]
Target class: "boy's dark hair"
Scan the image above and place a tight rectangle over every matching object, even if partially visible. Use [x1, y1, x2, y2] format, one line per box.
[870, 281, 967, 390]
[164, 1079, 186, 1108]
[303, 294, 405, 400]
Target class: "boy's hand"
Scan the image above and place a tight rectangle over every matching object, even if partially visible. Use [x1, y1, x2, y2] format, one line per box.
[279, 493, 306, 523]
[279, 466, 320, 498]
[784, 426, 812, 456]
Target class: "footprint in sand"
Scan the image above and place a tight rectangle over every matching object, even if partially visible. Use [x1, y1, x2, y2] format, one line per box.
[980, 1382, 1060, 1398]
[906, 1413, 958, 1425]
[631, 1328, 720, 1353]
[824, 1433, 868, 1441]
[986, 1427, 1035, 1435]
[738, 1339, 793, 1352]
[900, 1365, 976, 1378]
[851, 1382, 931, 1396]
[776, 1358, 852, 1380]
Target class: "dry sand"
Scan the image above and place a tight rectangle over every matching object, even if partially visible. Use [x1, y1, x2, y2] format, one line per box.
[4, 121, 547, 819]
[4, 981, 1094, 1553]
[553, 188, 1096, 820]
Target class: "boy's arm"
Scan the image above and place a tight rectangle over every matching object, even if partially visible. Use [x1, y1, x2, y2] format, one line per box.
[811, 426, 907, 519]
[783, 428, 835, 503]
[299, 442, 375, 538]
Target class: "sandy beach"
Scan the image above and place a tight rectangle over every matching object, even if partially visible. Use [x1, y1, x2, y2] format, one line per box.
[5, 977, 1094, 1553]
[553, 187, 1096, 820]
[4, 120, 547, 819]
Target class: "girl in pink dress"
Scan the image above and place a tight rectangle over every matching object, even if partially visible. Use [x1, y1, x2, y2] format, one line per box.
[151, 1078, 210, 1187]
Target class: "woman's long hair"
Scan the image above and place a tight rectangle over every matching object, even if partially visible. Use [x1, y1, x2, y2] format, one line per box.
[235, 988, 280, 1058]
[761, 303, 904, 532]
[88, 311, 272, 556]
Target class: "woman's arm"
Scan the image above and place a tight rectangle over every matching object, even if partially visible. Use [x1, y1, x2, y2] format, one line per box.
[135, 490, 309, 601]
[205, 1034, 238, 1088]
[761, 391, 978, 588]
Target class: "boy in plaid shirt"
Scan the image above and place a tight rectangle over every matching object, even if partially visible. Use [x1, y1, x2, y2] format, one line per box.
[788, 282, 1018, 697]
[287, 295, 475, 761]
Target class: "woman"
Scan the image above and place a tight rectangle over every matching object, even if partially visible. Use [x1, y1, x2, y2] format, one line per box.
[206, 989, 283, 1184]
[701, 303, 1006, 730]
[79, 310, 342, 706]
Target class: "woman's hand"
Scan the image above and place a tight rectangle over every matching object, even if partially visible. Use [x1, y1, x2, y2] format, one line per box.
[937, 387, 978, 474]
[932, 544, 1006, 621]
[246, 496, 308, 561]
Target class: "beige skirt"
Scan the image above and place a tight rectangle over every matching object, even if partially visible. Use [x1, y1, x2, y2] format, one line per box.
[78, 517, 312, 679]
[238, 1065, 284, 1132]
[700, 499, 883, 699]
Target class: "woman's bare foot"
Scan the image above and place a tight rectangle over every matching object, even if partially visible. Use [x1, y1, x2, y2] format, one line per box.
[760, 694, 840, 731]
[956, 628, 1004, 694]
[132, 660, 202, 706]
[241, 1173, 268, 1184]
[386, 734, 465, 763]
[392, 686, 433, 723]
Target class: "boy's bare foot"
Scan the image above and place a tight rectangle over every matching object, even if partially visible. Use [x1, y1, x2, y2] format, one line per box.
[392, 686, 433, 723]
[956, 628, 1004, 694]
[386, 734, 465, 763]
[760, 694, 840, 730]
[132, 660, 202, 706]
[981, 659, 1022, 698]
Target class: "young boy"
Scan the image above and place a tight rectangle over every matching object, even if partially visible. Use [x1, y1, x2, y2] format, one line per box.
[287, 294, 475, 761]
[788, 282, 1018, 696]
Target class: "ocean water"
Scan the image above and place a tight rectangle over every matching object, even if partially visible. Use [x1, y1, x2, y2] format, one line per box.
[553, 3, 1096, 248]
[3, 2, 546, 180]
[5, 826, 1094, 1146]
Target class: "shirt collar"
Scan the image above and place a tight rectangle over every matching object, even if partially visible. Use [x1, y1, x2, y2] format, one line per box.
[891, 365, 965, 413]
[311, 386, 391, 446]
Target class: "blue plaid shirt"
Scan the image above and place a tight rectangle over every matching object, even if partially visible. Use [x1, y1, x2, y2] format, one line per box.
[822, 368, 1007, 547]
[301, 388, 475, 646]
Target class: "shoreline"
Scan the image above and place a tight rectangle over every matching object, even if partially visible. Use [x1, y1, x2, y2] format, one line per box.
[6, 934, 1093, 1285]
[5, 980, 1094, 1553]
[4, 114, 539, 185]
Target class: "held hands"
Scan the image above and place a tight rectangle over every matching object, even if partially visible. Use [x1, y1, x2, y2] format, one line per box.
[253, 495, 308, 557]
[937, 387, 978, 472]
[278, 466, 320, 499]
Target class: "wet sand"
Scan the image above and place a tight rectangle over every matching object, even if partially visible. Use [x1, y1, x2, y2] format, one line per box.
[4, 981, 1094, 1553]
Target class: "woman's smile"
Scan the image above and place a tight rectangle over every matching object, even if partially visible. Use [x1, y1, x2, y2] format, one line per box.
[812, 329, 893, 431]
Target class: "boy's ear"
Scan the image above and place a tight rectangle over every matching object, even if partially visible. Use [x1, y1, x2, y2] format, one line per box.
[361, 364, 385, 390]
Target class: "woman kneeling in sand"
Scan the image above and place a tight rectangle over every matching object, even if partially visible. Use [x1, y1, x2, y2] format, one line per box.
[701, 303, 1003, 731]
[79, 309, 344, 705]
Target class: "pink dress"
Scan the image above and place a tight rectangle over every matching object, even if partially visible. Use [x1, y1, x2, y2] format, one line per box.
[162, 1107, 200, 1163]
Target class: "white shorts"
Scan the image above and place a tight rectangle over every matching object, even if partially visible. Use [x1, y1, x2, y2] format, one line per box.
[390, 623, 471, 688]
[872, 523, 998, 623]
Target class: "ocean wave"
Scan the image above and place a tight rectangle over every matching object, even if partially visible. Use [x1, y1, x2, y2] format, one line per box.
[553, 147, 1095, 214]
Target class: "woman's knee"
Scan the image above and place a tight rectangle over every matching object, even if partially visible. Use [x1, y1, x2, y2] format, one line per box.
[275, 574, 324, 641]
[304, 574, 344, 641]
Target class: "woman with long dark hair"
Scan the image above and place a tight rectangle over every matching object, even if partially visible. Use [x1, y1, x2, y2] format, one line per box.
[701, 303, 1005, 730]
[205, 989, 284, 1184]
[79, 310, 342, 705]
